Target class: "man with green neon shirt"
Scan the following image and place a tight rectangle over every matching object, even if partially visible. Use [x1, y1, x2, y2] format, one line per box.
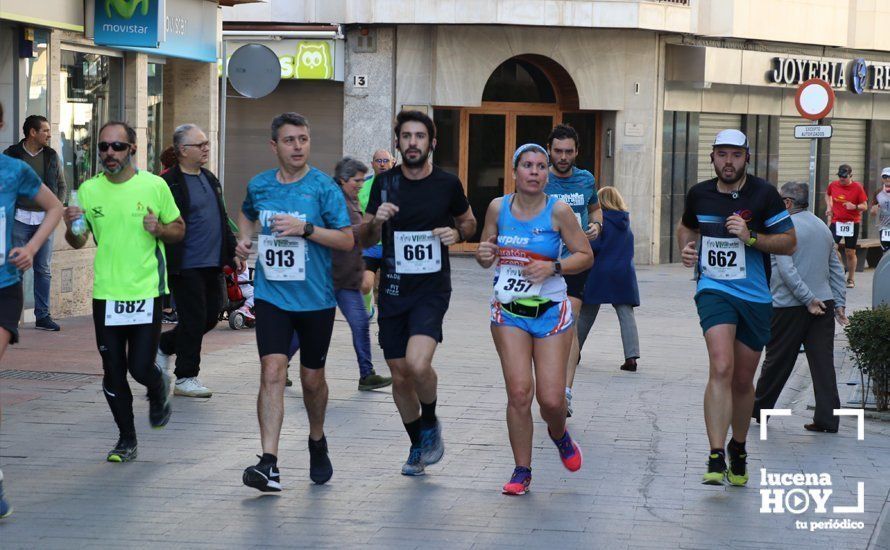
[358, 149, 395, 317]
[64, 121, 185, 463]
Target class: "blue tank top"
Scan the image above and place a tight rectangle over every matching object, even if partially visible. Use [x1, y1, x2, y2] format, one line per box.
[494, 194, 567, 302]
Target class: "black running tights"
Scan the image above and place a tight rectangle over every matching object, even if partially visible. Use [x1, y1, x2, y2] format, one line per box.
[92, 298, 165, 439]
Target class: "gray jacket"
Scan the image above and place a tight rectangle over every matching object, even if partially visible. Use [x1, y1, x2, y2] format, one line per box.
[770, 210, 846, 309]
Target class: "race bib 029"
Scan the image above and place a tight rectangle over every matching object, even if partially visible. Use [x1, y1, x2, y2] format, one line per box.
[394, 231, 442, 274]
[105, 299, 154, 326]
[700, 236, 746, 281]
[258, 234, 306, 281]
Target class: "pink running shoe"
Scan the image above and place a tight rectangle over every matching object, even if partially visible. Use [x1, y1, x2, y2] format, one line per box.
[551, 430, 583, 472]
[502, 466, 532, 495]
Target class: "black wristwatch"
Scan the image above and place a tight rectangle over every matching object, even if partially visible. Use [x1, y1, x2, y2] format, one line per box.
[553, 261, 562, 275]
[302, 222, 315, 238]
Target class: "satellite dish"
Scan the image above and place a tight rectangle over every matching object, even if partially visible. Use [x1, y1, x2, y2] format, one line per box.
[228, 44, 281, 99]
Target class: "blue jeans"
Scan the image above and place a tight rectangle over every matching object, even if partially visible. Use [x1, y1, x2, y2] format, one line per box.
[288, 288, 374, 377]
[12, 220, 53, 319]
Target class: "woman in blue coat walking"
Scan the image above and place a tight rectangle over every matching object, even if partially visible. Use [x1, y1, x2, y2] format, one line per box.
[576, 186, 640, 371]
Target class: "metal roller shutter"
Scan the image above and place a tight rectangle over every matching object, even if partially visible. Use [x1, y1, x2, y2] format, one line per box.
[697, 113, 743, 183]
[222, 80, 344, 215]
[829, 119, 866, 183]
[777, 117, 812, 186]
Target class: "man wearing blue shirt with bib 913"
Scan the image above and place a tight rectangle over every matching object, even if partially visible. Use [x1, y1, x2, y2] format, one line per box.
[677, 129, 796, 488]
[236, 113, 353, 491]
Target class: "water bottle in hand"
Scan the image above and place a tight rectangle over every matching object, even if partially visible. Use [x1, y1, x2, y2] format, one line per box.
[70, 191, 87, 236]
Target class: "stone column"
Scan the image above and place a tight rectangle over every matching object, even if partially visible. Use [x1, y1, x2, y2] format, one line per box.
[343, 26, 396, 162]
[124, 52, 149, 169]
[162, 58, 219, 173]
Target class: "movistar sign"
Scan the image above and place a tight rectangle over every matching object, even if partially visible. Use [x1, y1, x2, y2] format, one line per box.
[94, 0, 164, 48]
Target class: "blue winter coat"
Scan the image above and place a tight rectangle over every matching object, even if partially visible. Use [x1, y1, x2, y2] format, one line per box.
[582, 209, 640, 306]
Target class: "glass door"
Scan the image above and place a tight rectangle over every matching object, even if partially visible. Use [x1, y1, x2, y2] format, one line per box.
[466, 113, 506, 243]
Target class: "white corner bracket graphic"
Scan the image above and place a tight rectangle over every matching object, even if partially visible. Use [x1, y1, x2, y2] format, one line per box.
[834, 408, 865, 441]
[759, 409, 792, 440]
[833, 482, 865, 514]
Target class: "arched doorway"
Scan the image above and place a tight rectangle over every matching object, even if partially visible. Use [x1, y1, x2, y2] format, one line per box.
[433, 55, 601, 249]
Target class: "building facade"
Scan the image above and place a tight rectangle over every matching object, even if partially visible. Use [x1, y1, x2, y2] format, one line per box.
[2, 0, 223, 318]
[223, 0, 890, 265]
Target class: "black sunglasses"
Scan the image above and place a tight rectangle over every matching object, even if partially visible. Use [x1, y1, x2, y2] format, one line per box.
[98, 141, 131, 152]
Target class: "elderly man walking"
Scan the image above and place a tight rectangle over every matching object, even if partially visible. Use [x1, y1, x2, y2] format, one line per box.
[156, 124, 241, 397]
[753, 182, 847, 433]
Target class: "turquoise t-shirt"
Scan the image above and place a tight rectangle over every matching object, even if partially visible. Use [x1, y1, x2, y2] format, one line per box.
[241, 167, 351, 312]
[545, 166, 598, 228]
[1, 155, 42, 289]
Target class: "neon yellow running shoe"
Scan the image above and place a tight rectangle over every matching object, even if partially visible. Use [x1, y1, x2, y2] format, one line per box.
[702, 452, 726, 485]
[726, 442, 749, 486]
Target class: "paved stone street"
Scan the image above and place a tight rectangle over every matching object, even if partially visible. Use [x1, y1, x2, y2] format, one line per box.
[1, 259, 888, 549]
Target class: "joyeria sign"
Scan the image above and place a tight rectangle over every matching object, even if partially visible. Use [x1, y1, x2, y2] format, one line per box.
[770, 57, 890, 93]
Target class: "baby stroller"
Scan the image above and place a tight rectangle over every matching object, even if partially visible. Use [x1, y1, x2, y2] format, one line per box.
[220, 265, 255, 330]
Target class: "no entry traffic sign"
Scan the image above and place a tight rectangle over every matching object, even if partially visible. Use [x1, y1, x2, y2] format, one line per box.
[795, 78, 835, 120]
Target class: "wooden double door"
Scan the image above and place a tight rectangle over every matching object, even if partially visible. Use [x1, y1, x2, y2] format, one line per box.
[446, 103, 599, 252]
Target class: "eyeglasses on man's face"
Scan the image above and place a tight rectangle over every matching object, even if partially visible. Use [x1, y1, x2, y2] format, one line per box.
[183, 141, 211, 150]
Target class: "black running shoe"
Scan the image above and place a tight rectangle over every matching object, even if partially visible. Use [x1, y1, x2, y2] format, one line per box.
[726, 441, 749, 486]
[148, 374, 172, 428]
[107, 437, 138, 463]
[243, 457, 281, 492]
[308, 436, 333, 485]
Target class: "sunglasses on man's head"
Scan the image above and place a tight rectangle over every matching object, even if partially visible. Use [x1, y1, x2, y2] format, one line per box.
[98, 141, 131, 152]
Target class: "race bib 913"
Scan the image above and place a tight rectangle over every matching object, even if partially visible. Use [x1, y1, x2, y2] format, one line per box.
[259, 234, 306, 281]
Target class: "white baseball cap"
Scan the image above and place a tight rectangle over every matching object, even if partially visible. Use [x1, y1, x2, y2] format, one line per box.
[882, 167, 890, 177]
[713, 129, 749, 150]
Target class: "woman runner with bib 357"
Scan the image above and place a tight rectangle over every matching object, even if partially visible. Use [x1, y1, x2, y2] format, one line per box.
[475, 144, 594, 495]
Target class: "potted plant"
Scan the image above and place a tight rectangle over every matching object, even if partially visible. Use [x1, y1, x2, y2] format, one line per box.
[844, 305, 890, 412]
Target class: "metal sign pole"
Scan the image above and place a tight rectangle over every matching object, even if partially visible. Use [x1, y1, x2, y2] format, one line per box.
[219, 39, 228, 190]
[808, 119, 818, 213]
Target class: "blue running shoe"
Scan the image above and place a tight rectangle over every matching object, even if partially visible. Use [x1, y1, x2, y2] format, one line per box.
[420, 421, 444, 465]
[0, 474, 11, 519]
[401, 445, 425, 476]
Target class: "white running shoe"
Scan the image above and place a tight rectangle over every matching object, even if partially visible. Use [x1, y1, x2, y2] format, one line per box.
[565, 387, 574, 418]
[174, 377, 212, 398]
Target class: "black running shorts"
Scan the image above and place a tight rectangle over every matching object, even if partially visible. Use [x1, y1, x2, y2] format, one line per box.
[0, 282, 23, 344]
[377, 292, 451, 360]
[254, 300, 335, 369]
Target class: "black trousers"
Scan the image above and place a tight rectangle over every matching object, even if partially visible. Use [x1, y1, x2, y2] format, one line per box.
[159, 267, 221, 379]
[93, 298, 165, 439]
[753, 302, 841, 430]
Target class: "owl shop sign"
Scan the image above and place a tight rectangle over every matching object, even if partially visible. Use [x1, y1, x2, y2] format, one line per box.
[222, 40, 343, 81]
[769, 56, 890, 93]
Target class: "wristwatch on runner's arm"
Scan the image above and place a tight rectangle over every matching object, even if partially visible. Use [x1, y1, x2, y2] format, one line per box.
[302, 222, 315, 238]
[745, 231, 757, 247]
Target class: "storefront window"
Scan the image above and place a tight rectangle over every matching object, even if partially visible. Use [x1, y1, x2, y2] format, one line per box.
[146, 62, 163, 173]
[24, 29, 49, 119]
[59, 50, 123, 190]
